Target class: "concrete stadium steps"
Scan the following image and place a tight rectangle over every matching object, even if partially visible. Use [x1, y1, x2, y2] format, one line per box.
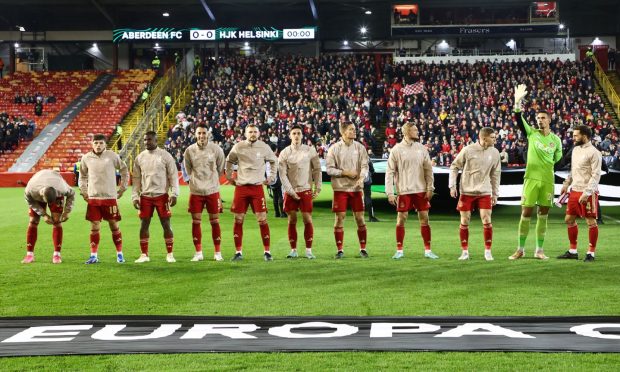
[33, 69, 156, 172]
[0, 71, 101, 171]
[595, 77, 620, 126]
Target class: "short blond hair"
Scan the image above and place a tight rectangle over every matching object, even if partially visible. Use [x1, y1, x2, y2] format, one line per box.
[339, 122, 354, 135]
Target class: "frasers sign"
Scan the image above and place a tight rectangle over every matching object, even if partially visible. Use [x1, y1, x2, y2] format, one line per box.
[1, 316, 620, 355]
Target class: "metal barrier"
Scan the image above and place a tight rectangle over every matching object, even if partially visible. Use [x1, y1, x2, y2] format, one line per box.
[593, 56, 620, 120]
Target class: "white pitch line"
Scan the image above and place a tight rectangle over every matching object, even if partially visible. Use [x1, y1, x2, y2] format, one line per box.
[602, 214, 620, 224]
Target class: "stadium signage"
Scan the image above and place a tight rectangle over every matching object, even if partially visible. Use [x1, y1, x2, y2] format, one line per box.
[1, 316, 619, 355]
[392, 24, 560, 37]
[112, 27, 316, 43]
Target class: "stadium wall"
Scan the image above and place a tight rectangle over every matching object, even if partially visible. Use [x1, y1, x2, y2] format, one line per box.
[394, 53, 575, 64]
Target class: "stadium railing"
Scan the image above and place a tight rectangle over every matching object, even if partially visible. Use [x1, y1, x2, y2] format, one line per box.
[593, 56, 620, 119]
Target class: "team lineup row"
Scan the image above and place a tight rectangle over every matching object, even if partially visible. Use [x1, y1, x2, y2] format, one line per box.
[20, 85, 602, 264]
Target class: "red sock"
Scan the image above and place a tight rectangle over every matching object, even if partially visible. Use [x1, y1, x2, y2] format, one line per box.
[233, 221, 243, 252]
[192, 220, 202, 252]
[26, 223, 38, 252]
[288, 223, 297, 249]
[421, 224, 431, 250]
[164, 235, 174, 254]
[567, 224, 578, 250]
[90, 231, 100, 254]
[139, 238, 149, 255]
[483, 223, 493, 250]
[334, 227, 344, 251]
[588, 225, 598, 252]
[396, 225, 405, 250]
[210, 219, 221, 253]
[52, 224, 63, 253]
[111, 229, 123, 252]
[459, 224, 469, 250]
[357, 225, 367, 250]
[304, 222, 314, 248]
[259, 222, 270, 251]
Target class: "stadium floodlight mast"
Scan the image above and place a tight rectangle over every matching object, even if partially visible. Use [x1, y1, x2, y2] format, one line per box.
[17, 25, 25, 32]
[163, 12, 170, 17]
[365, 10, 372, 15]
[360, 26, 367, 35]
[343, 40, 349, 46]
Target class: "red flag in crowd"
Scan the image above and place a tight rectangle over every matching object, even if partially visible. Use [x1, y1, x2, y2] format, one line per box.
[402, 80, 425, 96]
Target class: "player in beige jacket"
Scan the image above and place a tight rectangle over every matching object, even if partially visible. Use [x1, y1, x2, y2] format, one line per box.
[557, 125, 603, 262]
[325, 122, 369, 259]
[22, 169, 75, 264]
[79, 134, 129, 264]
[449, 127, 501, 261]
[385, 122, 438, 260]
[278, 125, 322, 259]
[132, 131, 180, 263]
[225, 124, 278, 261]
[183, 125, 226, 262]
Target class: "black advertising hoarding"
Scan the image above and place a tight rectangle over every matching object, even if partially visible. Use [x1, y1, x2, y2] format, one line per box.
[1, 316, 619, 356]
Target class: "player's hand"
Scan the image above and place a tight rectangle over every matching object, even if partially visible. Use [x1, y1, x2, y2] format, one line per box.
[450, 188, 458, 199]
[341, 170, 357, 179]
[133, 200, 140, 210]
[169, 196, 177, 207]
[117, 189, 125, 199]
[60, 212, 69, 223]
[492, 196, 498, 206]
[560, 185, 568, 195]
[228, 178, 237, 186]
[43, 215, 53, 225]
[312, 188, 321, 199]
[287, 190, 301, 200]
[355, 177, 364, 189]
[579, 193, 588, 204]
[426, 190, 434, 200]
[514, 84, 528, 105]
[388, 195, 397, 206]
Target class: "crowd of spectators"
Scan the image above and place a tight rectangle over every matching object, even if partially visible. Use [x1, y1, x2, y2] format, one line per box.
[379, 57, 620, 170]
[164, 54, 620, 172]
[165, 54, 382, 168]
[0, 113, 36, 153]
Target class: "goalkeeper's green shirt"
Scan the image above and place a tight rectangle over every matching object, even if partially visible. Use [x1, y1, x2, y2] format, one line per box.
[516, 111, 562, 185]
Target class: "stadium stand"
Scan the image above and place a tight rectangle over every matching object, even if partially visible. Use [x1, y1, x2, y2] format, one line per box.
[33, 69, 156, 171]
[379, 57, 620, 169]
[0, 71, 100, 171]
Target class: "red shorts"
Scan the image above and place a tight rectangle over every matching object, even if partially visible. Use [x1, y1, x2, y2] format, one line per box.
[29, 196, 65, 217]
[566, 191, 598, 219]
[332, 191, 364, 213]
[283, 190, 313, 213]
[139, 194, 172, 219]
[231, 185, 267, 214]
[457, 194, 492, 212]
[188, 193, 222, 214]
[86, 199, 121, 221]
[396, 192, 430, 212]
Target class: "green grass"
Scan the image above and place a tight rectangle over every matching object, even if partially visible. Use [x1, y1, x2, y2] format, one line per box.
[1, 185, 619, 370]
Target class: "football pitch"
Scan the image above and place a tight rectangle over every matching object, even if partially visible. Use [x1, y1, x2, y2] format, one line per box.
[1, 185, 619, 370]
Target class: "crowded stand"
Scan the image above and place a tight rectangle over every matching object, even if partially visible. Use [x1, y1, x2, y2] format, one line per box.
[164, 55, 620, 172]
[165, 55, 381, 167]
[379, 57, 620, 170]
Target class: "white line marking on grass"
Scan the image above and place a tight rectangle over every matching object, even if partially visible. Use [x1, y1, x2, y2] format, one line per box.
[602, 214, 620, 224]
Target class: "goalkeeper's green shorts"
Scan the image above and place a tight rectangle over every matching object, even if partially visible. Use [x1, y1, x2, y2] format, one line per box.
[521, 179, 554, 208]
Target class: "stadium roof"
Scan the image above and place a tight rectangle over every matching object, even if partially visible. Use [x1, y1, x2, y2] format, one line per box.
[0, 0, 618, 39]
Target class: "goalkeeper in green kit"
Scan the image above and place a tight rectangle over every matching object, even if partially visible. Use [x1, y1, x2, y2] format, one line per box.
[509, 84, 562, 260]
